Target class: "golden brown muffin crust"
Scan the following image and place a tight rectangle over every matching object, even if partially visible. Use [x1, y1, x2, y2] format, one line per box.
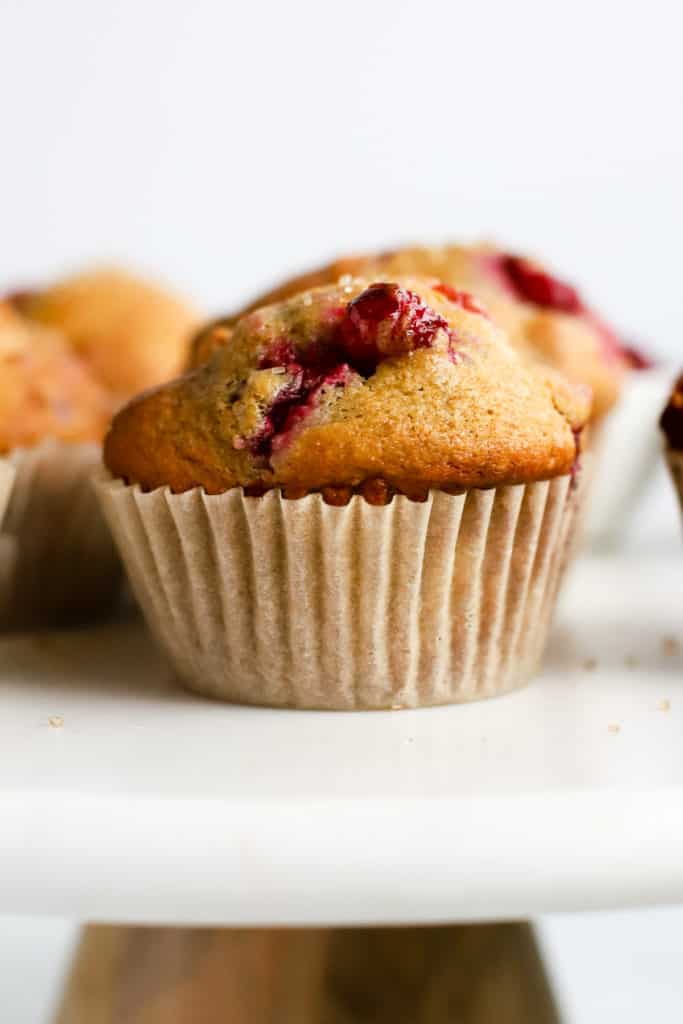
[0, 302, 112, 452]
[17, 268, 197, 399]
[218, 243, 624, 420]
[105, 277, 590, 495]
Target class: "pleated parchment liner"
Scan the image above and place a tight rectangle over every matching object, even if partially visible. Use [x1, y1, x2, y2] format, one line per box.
[0, 440, 122, 629]
[572, 419, 604, 526]
[96, 468, 585, 710]
[665, 449, 683, 524]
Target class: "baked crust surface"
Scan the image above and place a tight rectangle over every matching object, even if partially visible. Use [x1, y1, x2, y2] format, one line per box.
[17, 268, 196, 398]
[206, 243, 624, 420]
[0, 301, 111, 451]
[106, 276, 589, 494]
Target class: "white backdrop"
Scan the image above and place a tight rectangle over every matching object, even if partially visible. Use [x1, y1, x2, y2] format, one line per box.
[2, 0, 682, 360]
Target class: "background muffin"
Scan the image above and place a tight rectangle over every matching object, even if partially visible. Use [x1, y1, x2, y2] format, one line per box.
[99, 277, 590, 709]
[14, 267, 197, 400]
[0, 302, 119, 628]
[0, 301, 111, 451]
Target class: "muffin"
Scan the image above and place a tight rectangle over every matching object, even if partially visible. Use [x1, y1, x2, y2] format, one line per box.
[98, 277, 590, 709]
[206, 243, 626, 421]
[0, 302, 111, 448]
[0, 302, 120, 627]
[661, 374, 683, 521]
[13, 267, 196, 400]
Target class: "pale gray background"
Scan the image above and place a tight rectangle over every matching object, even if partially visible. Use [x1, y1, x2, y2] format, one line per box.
[2, 0, 682, 1019]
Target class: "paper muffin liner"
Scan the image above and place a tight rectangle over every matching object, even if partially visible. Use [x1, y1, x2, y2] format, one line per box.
[0, 440, 122, 629]
[665, 449, 683, 525]
[558, 422, 602, 560]
[96, 468, 585, 710]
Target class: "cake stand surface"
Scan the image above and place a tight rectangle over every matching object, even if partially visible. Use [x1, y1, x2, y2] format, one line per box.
[1, 551, 681, 928]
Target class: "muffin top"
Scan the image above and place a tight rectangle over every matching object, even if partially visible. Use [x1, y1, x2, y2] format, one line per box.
[219, 243, 626, 421]
[0, 302, 112, 453]
[105, 276, 590, 496]
[661, 375, 683, 451]
[14, 268, 196, 400]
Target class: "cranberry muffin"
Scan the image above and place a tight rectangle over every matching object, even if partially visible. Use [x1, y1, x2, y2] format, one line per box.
[0, 302, 120, 628]
[14, 267, 196, 400]
[98, 277, 590, 709]
[0, 301, 111, 452]
[661, 374, 683, 523]
[202, 243, 626, 422]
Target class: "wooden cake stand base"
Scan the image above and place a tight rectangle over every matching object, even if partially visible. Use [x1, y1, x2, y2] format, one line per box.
[56, 922, 560, 1023]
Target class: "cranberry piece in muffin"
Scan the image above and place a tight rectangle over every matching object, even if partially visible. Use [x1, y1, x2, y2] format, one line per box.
[494, 255, 583, 314]
[235, 362, 357, 458]
[337, 283, 450, 369]
[270, 364, 357, 454]
[432, 282, 490, 318]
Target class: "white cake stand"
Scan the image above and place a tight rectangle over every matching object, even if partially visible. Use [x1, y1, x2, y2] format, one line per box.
[2, 551, 681, 1022]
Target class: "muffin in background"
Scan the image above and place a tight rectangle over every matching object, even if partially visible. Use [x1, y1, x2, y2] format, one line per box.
[661, 374, 683, 524]
[0, 301, 120, 628]
[14, 267, 197, 400]
[0, 301, 111, 449]
[99, 276, 590, 709]
[197, 242, 627, 422]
